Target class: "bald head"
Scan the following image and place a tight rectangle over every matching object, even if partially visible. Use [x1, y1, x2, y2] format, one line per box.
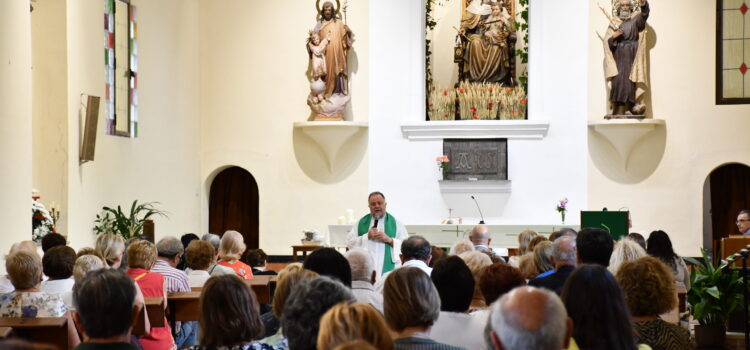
[487, 286, 571, 350]
[345, 249, 375, 283]
[470, 225, 491, 246]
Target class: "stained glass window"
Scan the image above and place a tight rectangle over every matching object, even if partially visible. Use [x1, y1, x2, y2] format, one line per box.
[104, 0, 138, 137]
[718, 0, 750, 104]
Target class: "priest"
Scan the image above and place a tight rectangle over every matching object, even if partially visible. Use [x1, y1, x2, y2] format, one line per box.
[347, 192, 408, 279]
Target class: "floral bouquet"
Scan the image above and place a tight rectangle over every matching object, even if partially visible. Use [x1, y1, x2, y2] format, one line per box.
[556, 197, 568, 224]
[436, 155, 450, 179]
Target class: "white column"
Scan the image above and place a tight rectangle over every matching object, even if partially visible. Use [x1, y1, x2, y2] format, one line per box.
[0, 0, 33, 257]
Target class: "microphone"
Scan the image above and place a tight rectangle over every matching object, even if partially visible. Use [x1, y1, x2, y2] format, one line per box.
[372, 218, 379, 229]
[471, 195, 485, 224]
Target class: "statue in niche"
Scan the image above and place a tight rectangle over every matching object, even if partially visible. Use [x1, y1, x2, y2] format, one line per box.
[307, 0, 355, 121]
[601, 0, 650, 118]
[456, 0, 516, 85]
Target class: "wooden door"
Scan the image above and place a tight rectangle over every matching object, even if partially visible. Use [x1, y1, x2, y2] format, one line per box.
[208, 167, 259, 249]
[709, 163, 750, 261]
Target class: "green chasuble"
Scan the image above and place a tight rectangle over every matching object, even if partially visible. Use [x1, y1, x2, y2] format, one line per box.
[357, 213, 397, 274]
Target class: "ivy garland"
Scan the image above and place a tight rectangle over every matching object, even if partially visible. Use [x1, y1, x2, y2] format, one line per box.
[515, 0, 529, 93]
[425, 0, 441, 94]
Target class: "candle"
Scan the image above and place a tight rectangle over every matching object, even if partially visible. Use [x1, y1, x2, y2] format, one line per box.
[337, 216, 346, 225]
[345, 209, 354, 224]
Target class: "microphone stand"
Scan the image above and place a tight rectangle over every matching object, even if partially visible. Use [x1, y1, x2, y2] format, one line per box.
[470, 195, 485, 224]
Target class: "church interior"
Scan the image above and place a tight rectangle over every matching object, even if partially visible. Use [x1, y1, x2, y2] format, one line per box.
[3, 0, 750, 267]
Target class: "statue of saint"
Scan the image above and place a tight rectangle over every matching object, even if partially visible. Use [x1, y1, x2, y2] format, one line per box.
[307, 1, 355, 121]
[458, 0, 515, 85]
[602, 0, 650, 116]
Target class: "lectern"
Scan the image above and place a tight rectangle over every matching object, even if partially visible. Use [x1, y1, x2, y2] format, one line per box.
[721, 235, 750, 266]
[580, 211, 629, 241]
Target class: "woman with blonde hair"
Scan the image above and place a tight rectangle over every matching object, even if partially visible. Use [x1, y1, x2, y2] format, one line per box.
[317, 303, 393, 350]
[95, 233, 125, 269]
[218, 230, 253, 279]
[459, 251, 492, 310]
[532, 240, 554, 279]
[508, 229, 538, 267]
[608, 238, 647, 275]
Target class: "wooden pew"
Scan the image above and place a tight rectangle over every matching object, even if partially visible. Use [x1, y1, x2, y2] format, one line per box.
[168, 292, 201, 323]
[133, 297, 164, 336]
[191, 287, 203, 292]
[0, 327, 11, 339]
[0, 318, 68, 350]
[676, 284, 687, 313]
[246, 275, 272, 304]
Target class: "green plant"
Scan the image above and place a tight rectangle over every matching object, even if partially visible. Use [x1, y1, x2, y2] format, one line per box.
[515, 0, 529, 94]
[685, 248, 744, 326]
[93, 200, 167, 239]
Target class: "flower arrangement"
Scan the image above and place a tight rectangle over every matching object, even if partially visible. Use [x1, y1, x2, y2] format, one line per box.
[556, 197, 568, 224]
[436, 155, 450, 178]
[32, 199, 55, 243]
[428, 82, 527, 121]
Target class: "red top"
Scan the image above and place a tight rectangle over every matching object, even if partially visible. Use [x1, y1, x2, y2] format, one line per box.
[127, 268, 174, 350]
[218, 260, 254, 279]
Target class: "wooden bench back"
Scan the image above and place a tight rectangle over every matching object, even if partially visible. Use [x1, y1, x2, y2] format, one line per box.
[0, 317, 68, 350]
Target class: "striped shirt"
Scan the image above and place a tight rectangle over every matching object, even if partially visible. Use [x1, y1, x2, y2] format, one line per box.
[151, 259, 190, 293]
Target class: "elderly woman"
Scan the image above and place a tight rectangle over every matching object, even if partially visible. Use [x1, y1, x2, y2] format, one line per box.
[258, 265, 318, 343]
[126, 240, 174, 350]
[95, 233, 126, 269]
[561, 265, 648, 350]
[218, 230, 254, 279]
[201, 233, 235, 276]
[532, 240, 555, 279]
[508, 229, 538, 267]
[184, 240, 216, 288]
[0, 241, 38, 293]
[317, 303, 393, 350]
[181, 275, 265, 350]
[616, 257, 691, 350]
[384, 267, 464, 350]
[608, 238, 647, 275]
[0, 250, 80, 348]
[479, 263, 526, 305]
[458, 250, 492, 310]
[429, 256, 488, 350]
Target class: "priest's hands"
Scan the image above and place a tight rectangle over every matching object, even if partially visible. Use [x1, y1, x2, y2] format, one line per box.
[368, 228, 393, 246]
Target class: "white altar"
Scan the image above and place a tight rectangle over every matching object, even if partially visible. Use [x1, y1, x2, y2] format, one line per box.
[327, 224, 580, 254]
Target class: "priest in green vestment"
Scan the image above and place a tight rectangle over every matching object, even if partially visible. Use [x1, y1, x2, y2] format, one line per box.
[346, 192, 409, 279]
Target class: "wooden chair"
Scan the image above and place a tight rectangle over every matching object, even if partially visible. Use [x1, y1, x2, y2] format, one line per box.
[0, 318, 68, 350]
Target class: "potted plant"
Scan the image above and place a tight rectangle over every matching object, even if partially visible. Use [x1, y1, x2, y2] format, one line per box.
[93, 200, 167, 240]
[685, 249, 744, 349]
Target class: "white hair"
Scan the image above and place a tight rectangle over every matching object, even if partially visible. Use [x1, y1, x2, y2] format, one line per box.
[201, 233, 221, 250]
[345, 248, 374, 282]
[450, 239, 475, 256]
[552, 236, 577, 263]
[487, 287, 568, 350]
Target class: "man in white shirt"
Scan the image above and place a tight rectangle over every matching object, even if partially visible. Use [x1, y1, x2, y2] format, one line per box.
[347, 192, 409, 279]
[374, 235, 432, 293]
[345, 249, 383, 314]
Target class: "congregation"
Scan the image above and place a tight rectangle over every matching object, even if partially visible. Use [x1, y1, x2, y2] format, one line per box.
[0, 217, 698, 350]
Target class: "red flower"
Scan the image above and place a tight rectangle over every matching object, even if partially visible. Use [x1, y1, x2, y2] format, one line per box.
[520, 99, 527, 105]
[459, 88, 465, 93]
[443, 114, 448, 118]
[429, 104, 434, 108]
[470, 107, 477, 114]
[506, 88, 513, 93]
[451, 110, 456, 114]
[472, 115, 478, 120]
[488, 88, 493, 92]
[443, 90, 448, 96]
[515, 109, 522, 114]
[488, 103, 494, 109]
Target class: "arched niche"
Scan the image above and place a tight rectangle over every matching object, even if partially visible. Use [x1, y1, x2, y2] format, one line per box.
[703, 162, 750, 261]
[208, 166, 259, 250]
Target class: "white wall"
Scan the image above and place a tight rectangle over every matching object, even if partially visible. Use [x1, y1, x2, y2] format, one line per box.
[198, 1, 370, 255]
[0, 0, 33, 258]
[64, 0, 202, 249]
[32, 0, 69, 234]
[369, 0, 589, 226]
[587, 0, 750, 256]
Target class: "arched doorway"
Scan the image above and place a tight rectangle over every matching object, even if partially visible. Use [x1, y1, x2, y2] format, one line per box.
[704, 163, 750, 261]
[209, 167, 259, 250]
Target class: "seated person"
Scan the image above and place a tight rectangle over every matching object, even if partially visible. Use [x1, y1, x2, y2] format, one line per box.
[302, 248, 352, 287]
[40, 246, 76, 294]
[383, 267, 465, 350]
[0, 241, 38, 294]
[182, 275, 265, 350]
[125, 240, 174, 350]
[317, 303, 393, 350]
[458, 251, 492, 310]
[258, 265, 318, 343]
[344, 249, 383, 313]
[73, 268, 142, 350]
[429, 256, 488, 350]
[41, 232, 66, 253]
[479, 263, 526, 305]
[0, 250, 80, 348]
[243, 249, 277, 276]
[616, 257, 691, 350]
[184, 240, 215, 288]
[218, 230, 254, 279]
